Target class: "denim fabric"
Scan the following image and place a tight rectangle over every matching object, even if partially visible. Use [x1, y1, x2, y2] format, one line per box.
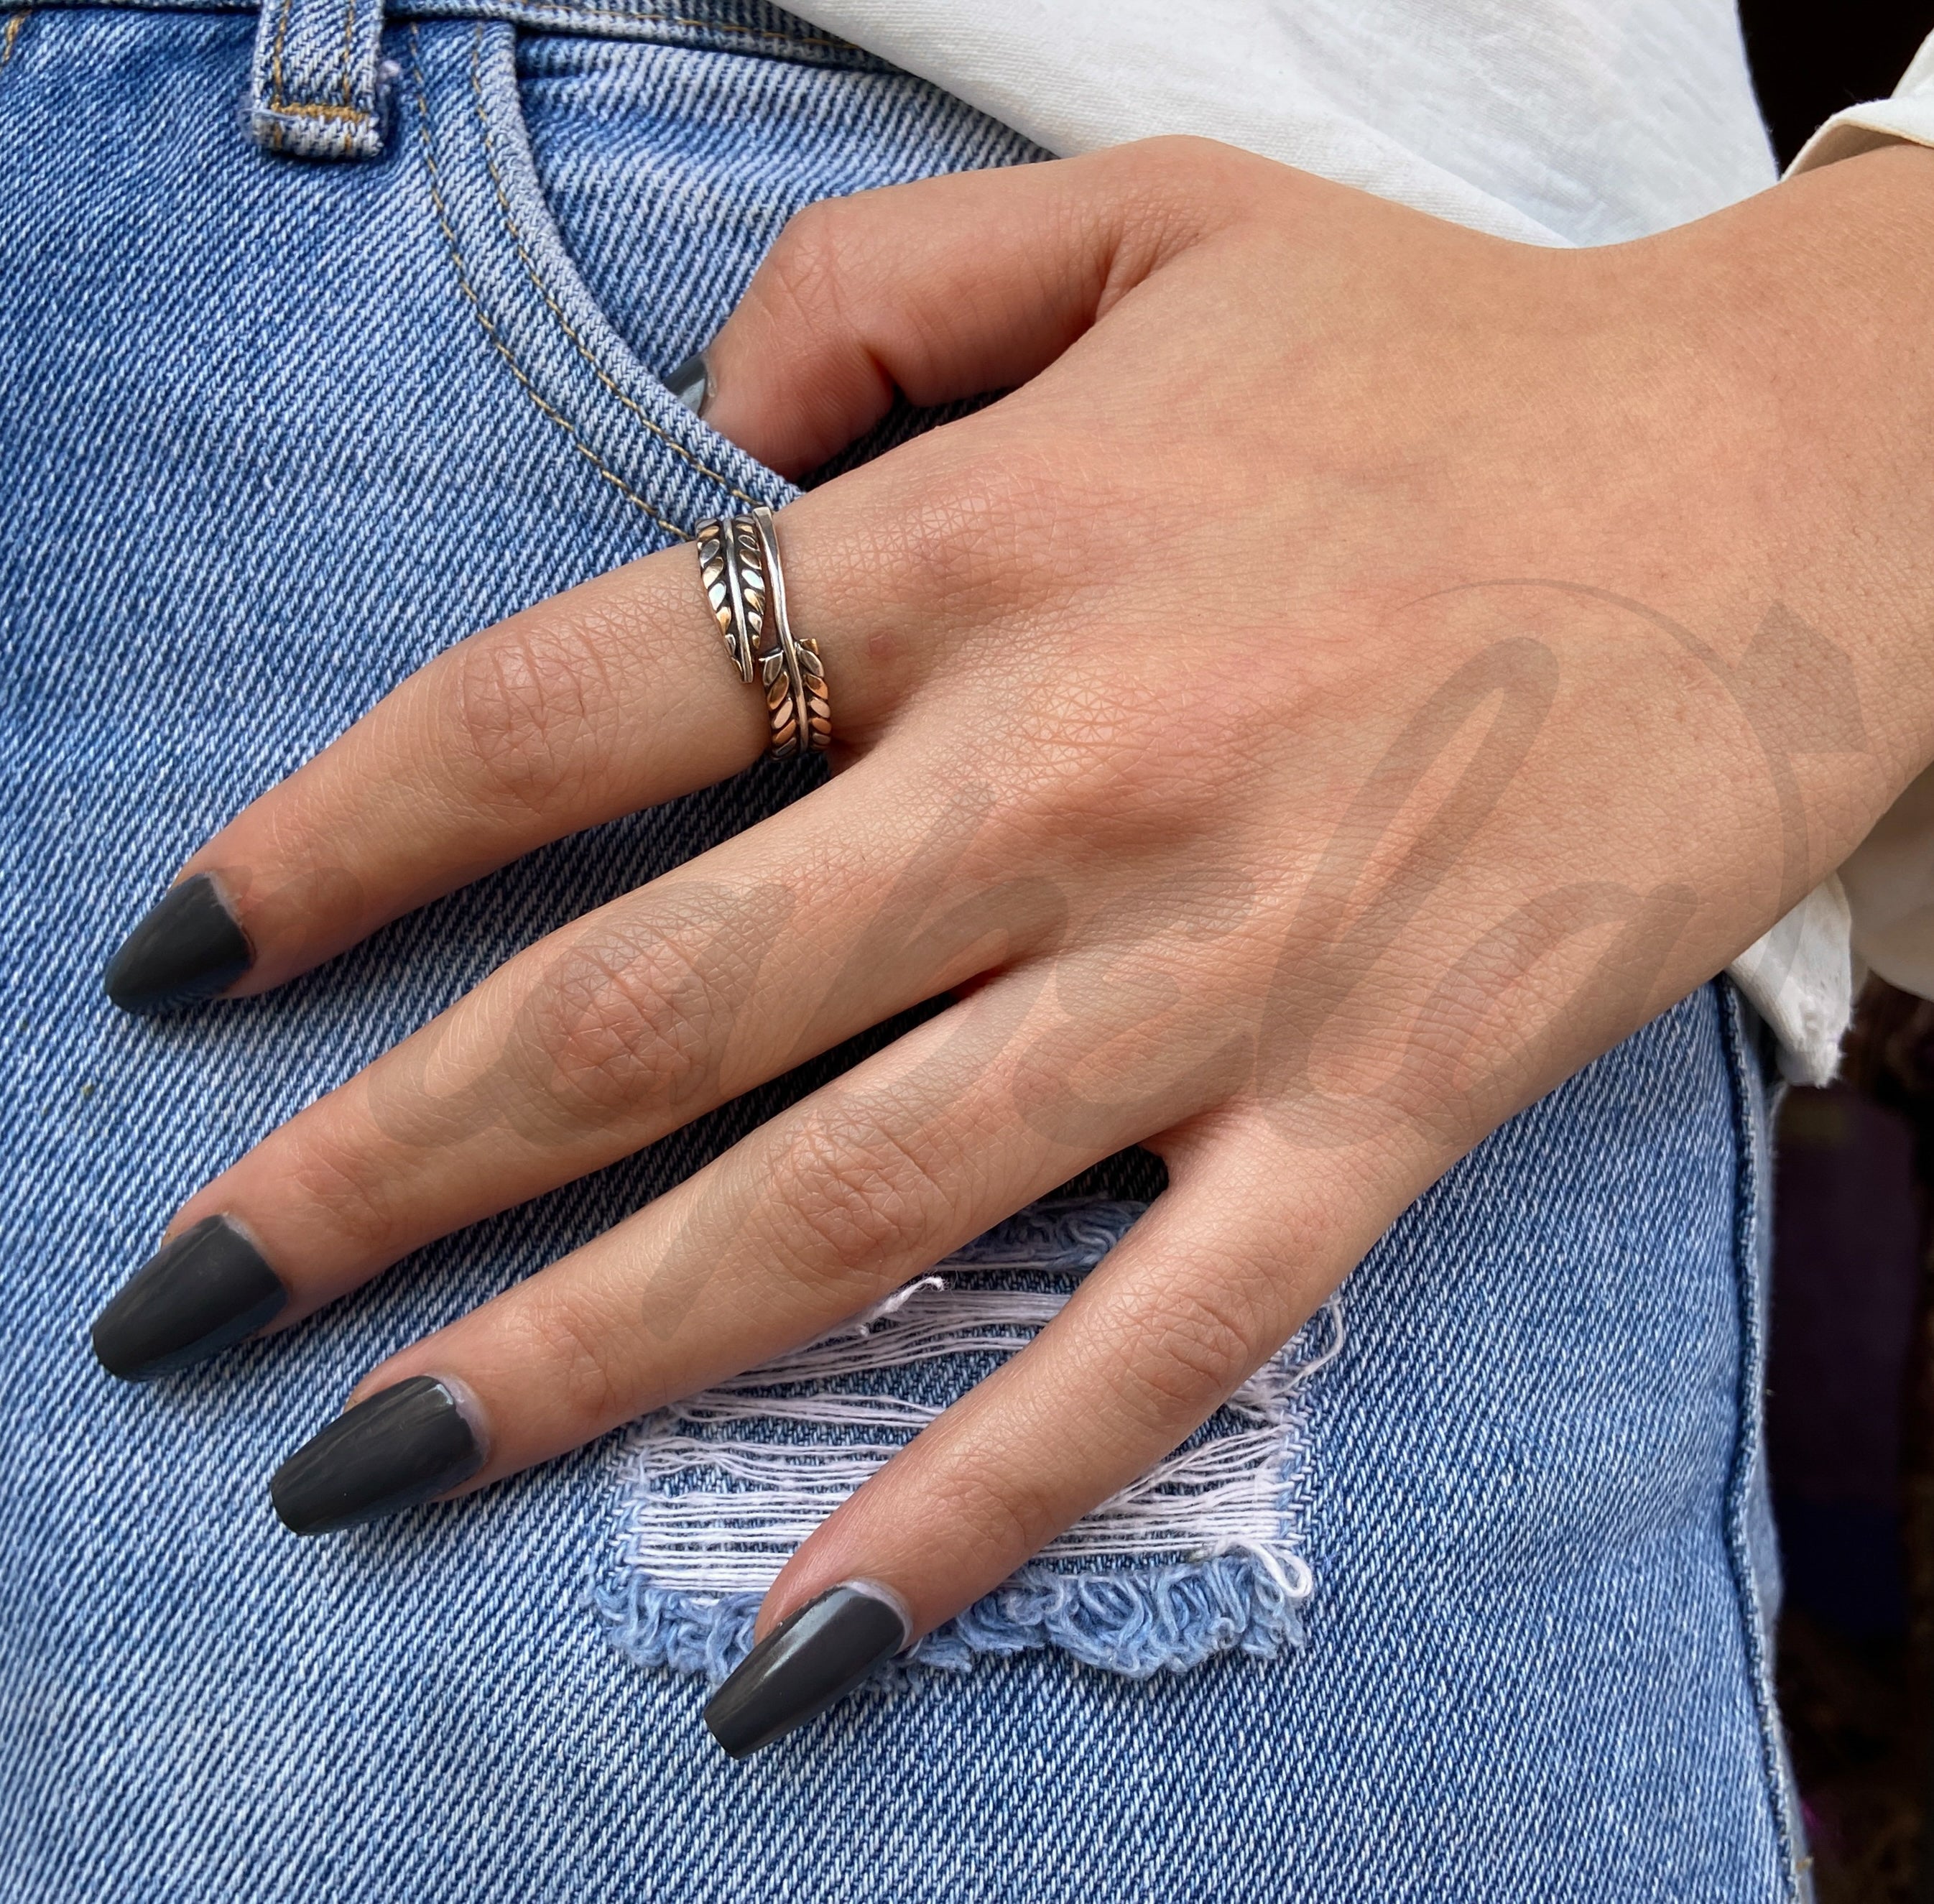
[600, 1198, 1340, 1682]
[246, 0, 389, 158]
[0, 4, 1804, 1897]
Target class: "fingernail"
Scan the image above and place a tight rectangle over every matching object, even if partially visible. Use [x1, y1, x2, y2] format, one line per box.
[91, 1214, 287, 1381]
[703, 1582, 910, 1758]
[666, 349, 713, 417]
[270, 1376, 484, 1536]
[103, 873, 252, 1012]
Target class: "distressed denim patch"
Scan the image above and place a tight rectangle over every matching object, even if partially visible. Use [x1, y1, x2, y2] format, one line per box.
[599, 1200, 1343, 1681]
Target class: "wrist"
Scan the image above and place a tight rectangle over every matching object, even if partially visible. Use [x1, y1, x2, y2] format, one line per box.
[1624, 144, 1934, 818]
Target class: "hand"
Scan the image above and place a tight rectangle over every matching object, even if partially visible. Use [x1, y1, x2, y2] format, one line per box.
[93, 136, 1934, 1746]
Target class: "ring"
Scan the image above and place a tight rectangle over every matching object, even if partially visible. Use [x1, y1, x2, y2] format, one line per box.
[694, 513, 762, 685]
[694, 507, 831, 757]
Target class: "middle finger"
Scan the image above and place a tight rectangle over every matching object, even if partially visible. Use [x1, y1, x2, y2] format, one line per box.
[123, 765, 1067, 1361]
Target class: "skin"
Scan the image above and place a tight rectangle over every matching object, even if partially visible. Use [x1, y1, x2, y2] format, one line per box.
[156, 137, 1934, 1648]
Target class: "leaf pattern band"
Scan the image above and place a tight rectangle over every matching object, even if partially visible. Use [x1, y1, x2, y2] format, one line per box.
[693, 506, 833, 758]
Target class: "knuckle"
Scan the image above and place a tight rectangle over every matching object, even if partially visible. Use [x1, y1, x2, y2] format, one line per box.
[863, 453, 1069, 634]
[1103, 135, 1264, 234]
[278, 1124, 406, 1259]
[1117, 1277, 1260, 1437]
[443, 617, 614, 820]
[503, 1285, 628, 1431]
[1127, 133, 1249, 187]
[757, 196, 866, 335]
[934, 1449, 1055, 1566]
[984, 675, 1230, 846]
[508, 920, 730, 1136]
[768, 1104, 952, 1289]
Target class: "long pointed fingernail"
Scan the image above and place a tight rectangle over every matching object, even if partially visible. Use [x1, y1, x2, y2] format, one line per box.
[703, 1583, 910, 1758]
[665, 349, 713, 417]
[270, 1377, 484, 1536]
[103, 873, 252, 1012]
[91, 1214, 287, 1381]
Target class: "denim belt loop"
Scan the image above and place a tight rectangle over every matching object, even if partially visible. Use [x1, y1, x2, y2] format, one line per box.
[248, 0, 389, 160]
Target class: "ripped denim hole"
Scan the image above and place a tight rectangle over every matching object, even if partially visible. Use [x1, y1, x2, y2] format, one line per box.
[598, 1199, 1343, 1684]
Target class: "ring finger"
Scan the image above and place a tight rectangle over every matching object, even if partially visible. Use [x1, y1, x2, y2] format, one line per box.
[264, 969, 1183, 1535]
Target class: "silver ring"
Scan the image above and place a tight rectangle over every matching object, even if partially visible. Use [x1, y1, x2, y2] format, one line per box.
[695, 507, 831, 757]
[694, 513, 762, 685]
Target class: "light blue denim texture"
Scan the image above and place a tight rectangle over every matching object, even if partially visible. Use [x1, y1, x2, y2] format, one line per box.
[0, 1, 1808, 1895]
[598, 1196, 1339, 1683]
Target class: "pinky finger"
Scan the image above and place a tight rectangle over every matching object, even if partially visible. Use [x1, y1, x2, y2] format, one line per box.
[703, 1124, 1371, 1756]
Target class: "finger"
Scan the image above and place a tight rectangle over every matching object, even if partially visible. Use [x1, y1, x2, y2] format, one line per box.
[101, 461, 953, 1011]
[102, 146, 1247, 1016]
[262, 973, 1204, 1532]
[119, 771, 1065, 1358]
[101, 544, 763, 1007]
[705, 1122, 1384, 1752]
[696, 139, 1246, 476]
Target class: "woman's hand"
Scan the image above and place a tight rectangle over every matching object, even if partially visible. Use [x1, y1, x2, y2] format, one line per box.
[92, 137, 1934, 1742]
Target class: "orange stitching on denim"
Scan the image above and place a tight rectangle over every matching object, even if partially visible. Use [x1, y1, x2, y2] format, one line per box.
[259, 0, 369, 135]
[260, 0, 368, 129]
[269, 100, 370, 121]
[339, 0, 357, 109]
[0, 13, 27, 67]
[410, 27, 688, 540]
[466, 24, 759, 508]
[267, 0, 294, 106]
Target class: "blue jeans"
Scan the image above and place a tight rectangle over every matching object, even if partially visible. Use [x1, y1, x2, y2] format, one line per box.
[0, 2, 1808, 1895]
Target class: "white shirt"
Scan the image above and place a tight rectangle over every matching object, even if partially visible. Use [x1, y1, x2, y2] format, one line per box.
[789, 0, 1934, 1084]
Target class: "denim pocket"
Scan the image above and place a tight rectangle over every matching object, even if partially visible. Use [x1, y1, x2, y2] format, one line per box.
[406, 19, 787, 542]
[511, 22, 1047, 391]
[407, 17, 1048, 547]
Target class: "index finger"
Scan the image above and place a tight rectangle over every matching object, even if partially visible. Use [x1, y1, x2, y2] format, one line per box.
[99, 541, 757, 1008]
[97, 473, 944, 1011]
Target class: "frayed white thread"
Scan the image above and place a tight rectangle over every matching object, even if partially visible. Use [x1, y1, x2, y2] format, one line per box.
[838, 1276, 945, 1334]
[611, 1277, 1343, 1599]
[601, 1200, 1342, 1680]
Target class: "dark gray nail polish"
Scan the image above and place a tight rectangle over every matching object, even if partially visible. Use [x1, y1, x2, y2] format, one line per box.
[665, 350, 713, 417]
[703, 1583, 910, 1758]
[91, 1214, 287, 1382]
[103, 873, 252, 1012]
[271, 1377, 484, 1536]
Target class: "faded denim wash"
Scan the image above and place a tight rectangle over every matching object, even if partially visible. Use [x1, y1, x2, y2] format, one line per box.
[0, 1, 1806, 1895]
